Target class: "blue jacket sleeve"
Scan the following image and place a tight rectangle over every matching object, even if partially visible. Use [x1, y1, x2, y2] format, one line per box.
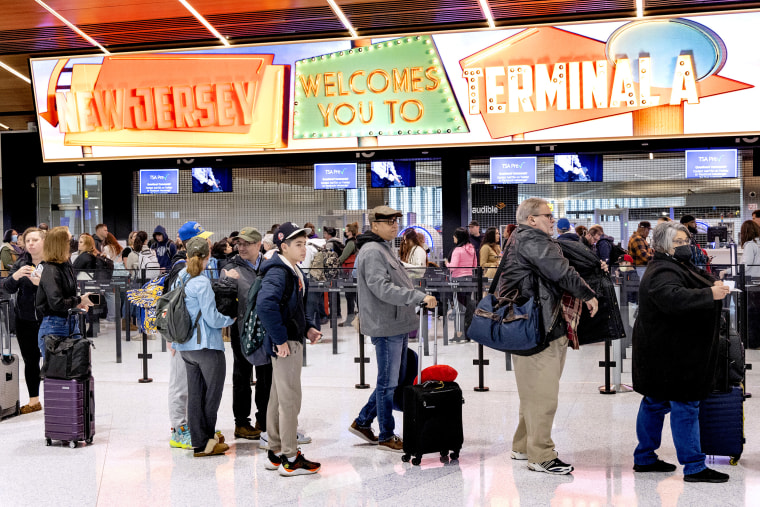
[257, 267, 290, 346]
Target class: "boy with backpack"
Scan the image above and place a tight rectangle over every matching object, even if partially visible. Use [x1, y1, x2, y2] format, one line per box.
[257, 222, 322, 476]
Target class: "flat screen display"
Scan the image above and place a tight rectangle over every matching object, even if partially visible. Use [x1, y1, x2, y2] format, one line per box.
[192, 167, 232, 193]
[314, 163, 357, 190]
[370, 161, 416, 188]
[685, 149, 738, 179]
[139, 169, 179, 194]
[554, 154, 603, 182]
[490, 157, 537, 184]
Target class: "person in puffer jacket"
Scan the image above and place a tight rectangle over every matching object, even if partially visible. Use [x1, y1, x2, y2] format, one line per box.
[151, 225, 177, 271]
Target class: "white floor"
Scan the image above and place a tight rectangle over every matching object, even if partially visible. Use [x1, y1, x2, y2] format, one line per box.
[2, 319, 759, 507]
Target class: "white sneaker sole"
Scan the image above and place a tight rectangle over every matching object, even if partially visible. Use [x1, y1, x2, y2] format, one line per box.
[264, 460, 281, 471]
[278, 465, 320, 476]
[510, 451, 528, 460]
[527, 462, 574, 475]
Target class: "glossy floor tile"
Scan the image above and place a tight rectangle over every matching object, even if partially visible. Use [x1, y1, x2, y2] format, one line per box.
[1, 319, 758, 507]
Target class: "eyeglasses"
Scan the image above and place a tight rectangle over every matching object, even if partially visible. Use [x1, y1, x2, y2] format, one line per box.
[673, 238, 690, 246]
[531, 213, 554, 221]
[374, 218, 399, 225]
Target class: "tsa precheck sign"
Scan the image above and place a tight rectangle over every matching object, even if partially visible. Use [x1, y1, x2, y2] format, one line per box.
[685, 149, 738, 179]
[490, 157, 537, 184]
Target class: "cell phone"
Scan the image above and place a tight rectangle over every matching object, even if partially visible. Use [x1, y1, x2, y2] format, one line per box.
[89, 293, 101, 305]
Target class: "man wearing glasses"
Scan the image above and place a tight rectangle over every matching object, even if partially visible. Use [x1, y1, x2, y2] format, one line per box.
[497, 197, 598, 475]
[349, 206, 437, 452]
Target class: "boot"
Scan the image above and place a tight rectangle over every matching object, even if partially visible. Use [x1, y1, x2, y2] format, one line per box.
[338, 313, 355, 327]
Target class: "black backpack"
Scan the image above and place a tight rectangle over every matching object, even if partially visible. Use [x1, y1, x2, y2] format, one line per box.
[609, 243, 628, 266]
[94, 254, 114, 281]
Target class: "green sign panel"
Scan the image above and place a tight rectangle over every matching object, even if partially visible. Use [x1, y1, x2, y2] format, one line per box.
[293, 35, 468, 139]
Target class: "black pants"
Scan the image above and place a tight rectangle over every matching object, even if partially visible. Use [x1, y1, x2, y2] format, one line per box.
[230, 325, 253, 427]
[254, 363, 273, 432]
[182, 348, 226, 451]
[16, 318, 41, 398]
[345, 292, 356, 316]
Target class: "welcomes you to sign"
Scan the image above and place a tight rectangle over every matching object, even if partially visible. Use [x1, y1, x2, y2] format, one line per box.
[30, 12, 758, 161]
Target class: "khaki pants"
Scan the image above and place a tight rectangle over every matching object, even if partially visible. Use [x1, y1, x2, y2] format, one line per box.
[266, 340, 303, 458]
[512, 335, 568, 463]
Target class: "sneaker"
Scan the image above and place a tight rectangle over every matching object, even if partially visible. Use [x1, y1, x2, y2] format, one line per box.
[684, 467, 729, 483]
[297, 432, 312, 445]
[528, 457, 574, 475]
[264, 450, 283, 470]
[170, 428, 189, 449]
[193, 439, 229, 457]
[634, 459, 677, 473]
[510, 450, 528, 460]
[378, 435, 404, 453]
[235, 424, 262, 440]
[259, 432, 269, 450]
[349, 421, 379, 444]
[278, 451, 321, 476]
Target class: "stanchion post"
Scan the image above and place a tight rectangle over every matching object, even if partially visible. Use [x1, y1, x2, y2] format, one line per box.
[114, 284, 122, 364]
[138, 331, 153, 383]
[330, 288, 339, 355]
[355, 333, 370, 389]
[473, 343, 489, 392]
[599, 337, 615, 394]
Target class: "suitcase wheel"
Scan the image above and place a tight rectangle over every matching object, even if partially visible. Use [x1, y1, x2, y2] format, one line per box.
[401, 454, 410, 463]
[85, 437, 93, 445]
[45, 438, 51, 446]
[69, 441, 77, 449]
[412, 456, 422, 466]
[730, 456, 740, 466]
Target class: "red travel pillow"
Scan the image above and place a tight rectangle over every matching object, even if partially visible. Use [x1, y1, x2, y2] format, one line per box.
[414, 364, 458, 385]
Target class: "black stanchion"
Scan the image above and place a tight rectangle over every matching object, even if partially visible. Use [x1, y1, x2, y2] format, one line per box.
[355, 333, 370, 389]
[473, 344, 489, 392]
[329, 288, 339, 354]
[422, 307, 430, 356]
[441, 297, 449, 346]
[114, 285, 122, 364]
[599, 337, 616, 394]
[138, 331, 153, 383]
[505, 352, 512, 371]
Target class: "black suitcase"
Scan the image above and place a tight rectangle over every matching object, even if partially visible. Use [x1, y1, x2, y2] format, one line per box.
[699, 385, 744, 464]
[402, 304, 464, 465]
[0, 299, 20, 419]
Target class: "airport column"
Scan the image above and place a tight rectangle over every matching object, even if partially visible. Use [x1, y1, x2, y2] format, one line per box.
[441, 153, 471, 255]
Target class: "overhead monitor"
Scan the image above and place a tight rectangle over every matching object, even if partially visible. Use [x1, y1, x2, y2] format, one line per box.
[490, 157, 537, 184]
[554, 154, 603, 182]
[685, 149, 738, 179]
[139, 169, 179, 194]
[370, 161, 416, 188]
[192, 167, 232, 192]
[314, 163, 358, 190]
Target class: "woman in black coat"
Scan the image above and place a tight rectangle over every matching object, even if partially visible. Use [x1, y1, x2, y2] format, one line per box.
[558, 237, 625, 344]
[632, 221, 731, 483]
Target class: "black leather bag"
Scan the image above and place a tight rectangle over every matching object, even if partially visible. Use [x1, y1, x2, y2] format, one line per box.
[41, 309, 93, 380]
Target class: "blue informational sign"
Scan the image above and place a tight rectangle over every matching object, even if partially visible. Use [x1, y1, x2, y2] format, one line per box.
[490, 157, 537, 184]
[139, 169, 179, 194]
[685, 149, 738, 179]
[314, 163, 357, 190]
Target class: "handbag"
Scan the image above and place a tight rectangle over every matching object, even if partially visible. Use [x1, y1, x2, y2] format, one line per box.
[466, 238, 545, 355]
[41, 335, 94, 380]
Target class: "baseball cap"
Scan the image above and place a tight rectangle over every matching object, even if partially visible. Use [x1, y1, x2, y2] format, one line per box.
[369, 205, 403, 222]
[556, 218, 571, 231]
[178, 221, 213, 242]
[638, 221, 651, 229]
[232, 227, 262, 244]
[273, 222, 310, 247]
[185, 236, 209, 258]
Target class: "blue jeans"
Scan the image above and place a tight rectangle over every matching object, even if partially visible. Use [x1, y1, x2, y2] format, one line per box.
[355, 334, 408, 442]
[634, 396, 705, 475]
[38, 315, 81, 360]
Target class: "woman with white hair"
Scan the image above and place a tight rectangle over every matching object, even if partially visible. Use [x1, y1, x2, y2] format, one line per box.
[632, 221, 731, 483]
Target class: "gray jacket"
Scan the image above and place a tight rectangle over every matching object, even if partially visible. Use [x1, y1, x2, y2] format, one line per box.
[356, 234, 426, 337]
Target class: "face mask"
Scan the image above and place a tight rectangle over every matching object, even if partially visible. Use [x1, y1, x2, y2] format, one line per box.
[673, 245, 692, 262]
[11, 235, 17, 243]
[687, 225, 697, 235]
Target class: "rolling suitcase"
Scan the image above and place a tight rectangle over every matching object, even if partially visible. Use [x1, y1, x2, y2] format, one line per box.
[43, 308, 95, 448]
[699, 386, 744, 464]
[0, 299, 20, 419]
[402, 303, 464, 465]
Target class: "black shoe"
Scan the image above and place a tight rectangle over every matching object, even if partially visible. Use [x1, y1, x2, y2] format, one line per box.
[684, 467, 729, 483]
[634, 459, 677, 473]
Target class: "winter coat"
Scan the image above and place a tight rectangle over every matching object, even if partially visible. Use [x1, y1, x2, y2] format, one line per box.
[479, 243, 501, 279]
[35, 260, 81, 319]
[558, 239, 626, 345]
[632, 252, 721, 401]
[151, 225, 177, 270]
[449, 243, 477, 278]
[355, 231, 426, 337]
[497, 225, 595, 340]
[3, 252, 41, 322]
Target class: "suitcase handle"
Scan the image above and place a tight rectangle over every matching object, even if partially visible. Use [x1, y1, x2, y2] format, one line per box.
[68, 307, 87, 339]
[0, 299, 11, 356]
[417, 300, 439, 383]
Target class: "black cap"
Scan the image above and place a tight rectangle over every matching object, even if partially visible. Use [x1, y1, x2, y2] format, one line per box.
[638, 221, 651, 229]
[273, 222, 310, 246]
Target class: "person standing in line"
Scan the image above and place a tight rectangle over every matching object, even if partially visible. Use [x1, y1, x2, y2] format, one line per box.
[398, 228, 427, 278]
[337, 222, 359, 327]
[628, 221, 654, 279]
[446, 227, 478, 340]
[479, 227, 501, 279]
[3, 228, 45, 414]
[1, 229, 22, 276]
[173, 236, 236, 457]
[632, 221, 730, 483]
[497, 198, 598, 475]
[349, 206, 437, 452]
[679, 215, 710, 268]
[257, 223, 322, 475]
[467, 220, 483, 257]
[740, 220, 760, 278]
[151, 225, 177, 272]
[93, 223, 108, 253]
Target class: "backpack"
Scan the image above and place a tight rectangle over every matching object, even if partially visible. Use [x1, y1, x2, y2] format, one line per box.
[608, 243, 628, 266]
[155, 276, 202, 344]
[94, 254, 114, 281]
[310, 246, 341, 281]
[138, 250, 162, 281]
[239, 266, 294, 360]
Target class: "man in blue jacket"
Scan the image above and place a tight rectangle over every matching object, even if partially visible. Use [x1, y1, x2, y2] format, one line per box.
[257, 222, 322, 476]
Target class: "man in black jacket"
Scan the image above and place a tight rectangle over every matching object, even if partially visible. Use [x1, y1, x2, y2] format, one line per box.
[498, 197, 598, 475]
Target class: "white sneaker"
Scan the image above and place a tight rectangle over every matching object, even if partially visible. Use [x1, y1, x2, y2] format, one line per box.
[259, 432, 269, 450]
[528, 458, 574, 475]
[297, 432, 312, 445]
[510, 450, 528, 460]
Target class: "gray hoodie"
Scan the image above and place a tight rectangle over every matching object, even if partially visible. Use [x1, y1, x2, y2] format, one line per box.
[355, 232, 426, 337]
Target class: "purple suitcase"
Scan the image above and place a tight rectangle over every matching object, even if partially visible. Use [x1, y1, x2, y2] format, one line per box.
[44, 376, 95, 448]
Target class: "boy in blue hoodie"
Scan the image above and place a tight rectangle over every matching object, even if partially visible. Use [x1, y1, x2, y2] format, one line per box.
[257, 222, 322, 476]
[152, 225, 177, 271]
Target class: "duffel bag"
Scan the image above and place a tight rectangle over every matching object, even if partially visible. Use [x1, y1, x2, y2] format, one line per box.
[41, 335, 94, 380]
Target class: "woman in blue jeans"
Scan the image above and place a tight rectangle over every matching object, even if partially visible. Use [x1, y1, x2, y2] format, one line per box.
[35, 226, 95, 357]
[632, 221, 731, 483]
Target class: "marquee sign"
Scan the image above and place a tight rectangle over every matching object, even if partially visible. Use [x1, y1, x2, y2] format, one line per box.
[29, 12, 759, 161]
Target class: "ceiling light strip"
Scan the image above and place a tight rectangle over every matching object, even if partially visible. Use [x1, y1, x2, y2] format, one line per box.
[636, 0, 644, 18]
[0, 61, 31, 84]
[35, 0, 110, 54]
[178, 0, 230, 47]
[0, 123, 10, 130]
[327, 0, 358, 38]
[478, 0, 496, 29]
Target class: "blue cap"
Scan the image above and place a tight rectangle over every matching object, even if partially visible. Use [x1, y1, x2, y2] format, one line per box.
[556, 218, 571, 231]
[178, 221, 213, 242]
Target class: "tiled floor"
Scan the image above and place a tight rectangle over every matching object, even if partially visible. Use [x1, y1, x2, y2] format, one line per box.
[1, 318, 758, 507]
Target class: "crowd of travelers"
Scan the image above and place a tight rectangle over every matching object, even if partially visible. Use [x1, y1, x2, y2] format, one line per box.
[3, 206, 757, 481]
